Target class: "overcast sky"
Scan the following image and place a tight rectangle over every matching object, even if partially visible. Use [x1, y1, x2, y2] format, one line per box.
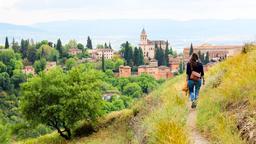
[1, 0, 256, 25]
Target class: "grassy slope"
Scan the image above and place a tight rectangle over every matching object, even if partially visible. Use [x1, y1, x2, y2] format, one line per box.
[197, 50, 256, 143]
[16, 75, 190, 144]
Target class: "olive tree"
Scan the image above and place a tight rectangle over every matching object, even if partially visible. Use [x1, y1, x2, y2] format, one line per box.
[20, 67, 104, 140]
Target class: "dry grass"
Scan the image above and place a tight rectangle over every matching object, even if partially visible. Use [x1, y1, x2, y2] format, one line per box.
[197, 48, 256, 143]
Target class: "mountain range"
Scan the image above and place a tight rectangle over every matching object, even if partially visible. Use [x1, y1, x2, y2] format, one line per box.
[0, 19, 256, 51]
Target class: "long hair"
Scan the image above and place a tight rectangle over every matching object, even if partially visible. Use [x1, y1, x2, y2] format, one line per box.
[189, 53, 199, 67]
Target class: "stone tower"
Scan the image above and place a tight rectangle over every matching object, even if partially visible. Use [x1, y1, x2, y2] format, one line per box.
[140, 28, 147, 45]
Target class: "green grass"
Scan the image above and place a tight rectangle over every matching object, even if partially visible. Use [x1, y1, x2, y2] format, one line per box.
[197, 48, 256, 144]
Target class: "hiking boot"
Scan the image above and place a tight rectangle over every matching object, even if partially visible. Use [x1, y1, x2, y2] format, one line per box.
[191, 101, 197, 109]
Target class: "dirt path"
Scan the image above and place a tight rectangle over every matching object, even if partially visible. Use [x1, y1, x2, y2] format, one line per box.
[187, 105, 209, 144]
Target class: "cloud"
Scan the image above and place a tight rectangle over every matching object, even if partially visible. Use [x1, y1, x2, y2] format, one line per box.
[0, 0, 256, 24]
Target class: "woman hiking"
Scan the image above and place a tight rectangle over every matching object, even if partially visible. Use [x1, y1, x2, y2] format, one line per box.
[186, 53, 205, 108]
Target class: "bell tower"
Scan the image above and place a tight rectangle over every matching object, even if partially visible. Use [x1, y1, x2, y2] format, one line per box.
[140, 28, 147, 45]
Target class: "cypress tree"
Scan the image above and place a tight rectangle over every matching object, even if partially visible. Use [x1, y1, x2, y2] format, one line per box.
[169, 46, 173, 55]
[205, 51, 210, 64]
[138, 47, 144, 65]
[86, 36, 93, 49]
[5, 37, 9, 49]
[104, 43, 108, 49]
[56, 39, 63, 58]
[189, 43, 194, 56]
[159, 48, 165, 66]
[165, 41, 169, 66]
[108, 43, 112, 49]
[102, 51, 105, 72]
[154, 43, 159, 60]
[123, 41, 129, 63]
[21, 39, 29, 58]
[133, 47, 140, 66]
[127, 46, 133, 66]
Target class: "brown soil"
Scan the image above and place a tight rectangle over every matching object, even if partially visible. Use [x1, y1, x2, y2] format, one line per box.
[226, 100, 256, 144]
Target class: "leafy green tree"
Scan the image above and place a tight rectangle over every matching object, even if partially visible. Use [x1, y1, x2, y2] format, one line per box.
[189, 43, 194, 56]
[114, 58, 125, 71]
[105, 59, 115, 70]
[5, 37, 9, 49]
[65, 58, 76, 71]
[11, 38, 20, 53]
[11, 70, 26, 89]
[86, 36, 93, 49]
[123, 83, 142, 98]
[96, 44, 104, 49]
[20, 67, 103, 140]
[27, 46, 37, 64]
[0, 114, 11, 144]
[0, 72, 12, 91]
[0, 62, 7, 73]
[77, 43, 85, 50]
[37, 45, 58, 61]
[136, 74, 158, 93]
[33, 58, 47, 74]
[66, 39, 78, 49]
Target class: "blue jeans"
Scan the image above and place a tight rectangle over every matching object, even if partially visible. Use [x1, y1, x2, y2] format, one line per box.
[188, 79, 202, 101]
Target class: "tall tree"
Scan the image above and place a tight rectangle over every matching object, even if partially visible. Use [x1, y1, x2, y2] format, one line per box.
[138, 47, 144, 65]
[21, 39, 29, 58]
[27, 46, 37, 64]
[123, 41, 133, 66]
[86, 36, 93, 49]
[133, 47, 140, 66]
[5, 37, 9, 49]
[11, 38, 20, 52]
[169, 46, 173, 55]
[108, 43, 112, 49]
[104, 43, 108, 49]
[205, 51, 210, 64]
[155, 43, 160, 61]
[56, 39, 63, 58]
[102, 51, 105, 72]
[189, 43, 194, 56]
[159, 47, 166, 66]
[165, 41, 169, 66]
[198, 50, 203, 63]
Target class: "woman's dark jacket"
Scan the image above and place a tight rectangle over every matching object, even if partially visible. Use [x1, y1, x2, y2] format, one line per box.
[186, 62, 204, 80]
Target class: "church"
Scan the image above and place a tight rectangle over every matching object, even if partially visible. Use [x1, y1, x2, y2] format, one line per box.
[139, 28, 168, 60]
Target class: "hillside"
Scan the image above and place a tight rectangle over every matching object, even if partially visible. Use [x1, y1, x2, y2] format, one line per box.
[16, 75, 190, 144]
[197, 45, 256, 143]
[16, 45, 256, 144]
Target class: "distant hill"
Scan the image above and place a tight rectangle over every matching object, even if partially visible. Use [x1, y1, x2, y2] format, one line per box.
[0, 19, 256, 50]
